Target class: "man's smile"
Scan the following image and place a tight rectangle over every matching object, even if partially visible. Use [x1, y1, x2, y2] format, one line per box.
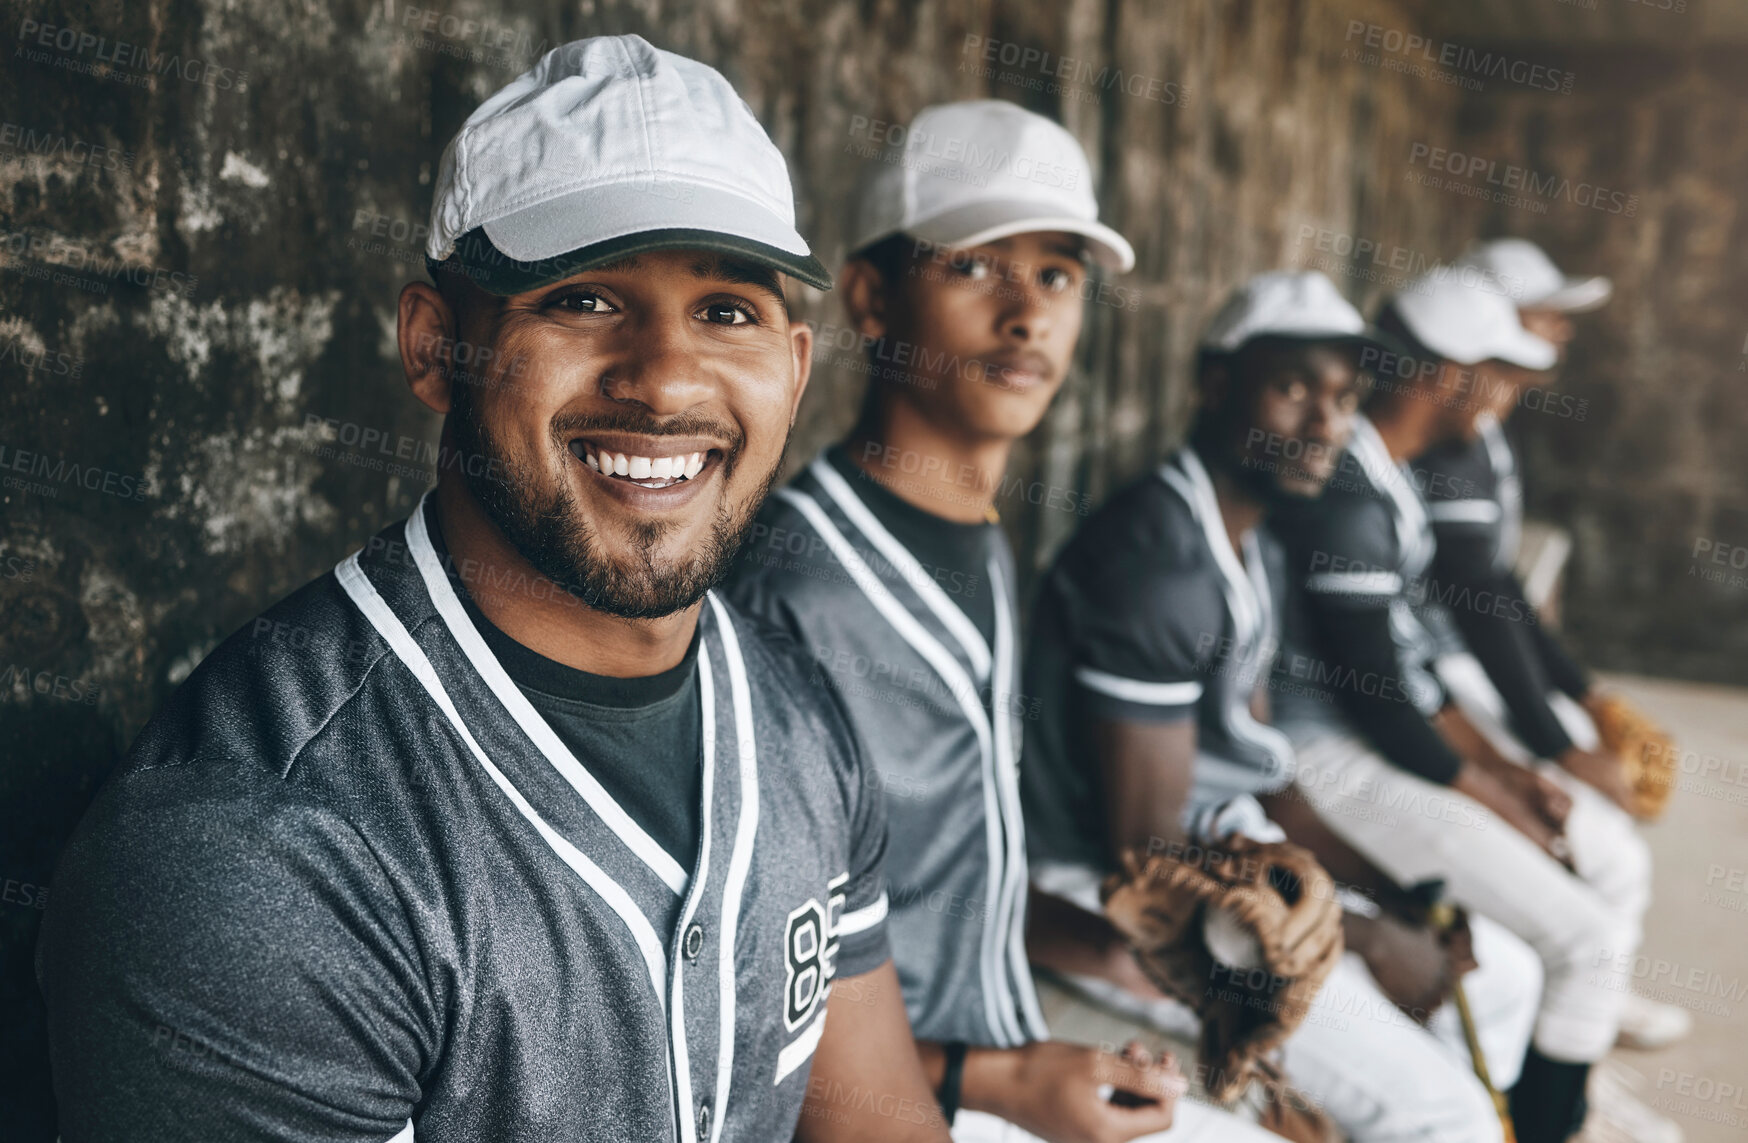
[566, 433, 729, 503]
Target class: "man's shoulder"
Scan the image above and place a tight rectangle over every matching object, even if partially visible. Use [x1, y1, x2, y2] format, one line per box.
[714, 591, 818, 683]
[1275, 462, 1394, 545]
[1412, 434, 1493, 503]
[1056, 469, 1213, 585]
[723, 483, 871, 630]
[711, 594, 868, 797]
[123, 567, 395, 786]
[733, 488, 844, 580]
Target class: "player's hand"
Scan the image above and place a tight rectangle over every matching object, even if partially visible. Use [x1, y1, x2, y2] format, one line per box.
[1343, 912, 1452, 1023]
[970, 1039, 1185, 1143]
[1492, 763, 1573, 829]
[1453, 761, 1573, 869]
[1558, 745, 1636, 812]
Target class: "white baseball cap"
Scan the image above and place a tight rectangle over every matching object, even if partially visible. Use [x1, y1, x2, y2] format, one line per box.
[1200, 270, 1394, 356]
[1388, 271, 1558, 369]
[424, 35, 831, 295]
[1454, 238, 1612, 313]
[846, 100, 1134, 272]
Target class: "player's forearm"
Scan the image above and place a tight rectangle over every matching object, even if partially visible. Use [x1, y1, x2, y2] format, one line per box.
[1093, 715, 1197, 860]
[1024, 887, 1126, 980]
[910, 1041, 1033, 1130]
[1529, 611, 1592, 700]
[1432, 704, 1520, 778]
[798, 963, 952, 1142]
[1309, 605, 1464, 784]
[958, 1044, 1025, 1120]
[1449, 575, 1574, 758]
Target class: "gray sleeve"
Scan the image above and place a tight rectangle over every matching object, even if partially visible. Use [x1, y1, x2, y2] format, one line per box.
[1297, 497, 1405, 608]
[1055, 551, 1222, 723]
[819, 667, 892, 980]
[38, 766, 433, 1143]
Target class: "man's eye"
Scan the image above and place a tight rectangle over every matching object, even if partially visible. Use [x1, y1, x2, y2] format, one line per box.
[1040, 267, 1075, 293]
[956, 258, 992, 281]
[701, 302, 754, 326]
[558, 291, 614, 313]
[1277, 379, 1309, 401]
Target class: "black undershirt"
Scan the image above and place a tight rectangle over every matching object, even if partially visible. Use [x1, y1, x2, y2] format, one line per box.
[824, 443, 998, 645]
[426, 503, 704, 867]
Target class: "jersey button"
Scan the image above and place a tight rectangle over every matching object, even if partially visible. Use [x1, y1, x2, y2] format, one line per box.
[696, 1100, 711, 1138]
[684, 922, 705, 961]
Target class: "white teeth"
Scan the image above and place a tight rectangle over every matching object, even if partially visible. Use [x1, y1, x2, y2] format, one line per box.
[578, 444, 708, 483]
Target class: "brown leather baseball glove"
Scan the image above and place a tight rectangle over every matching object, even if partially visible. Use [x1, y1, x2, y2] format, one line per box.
[1591, 694, 1677, 820]
[1100, 836, 1344, 1103]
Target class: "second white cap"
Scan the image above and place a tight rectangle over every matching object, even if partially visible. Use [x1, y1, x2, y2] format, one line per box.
[847, 100, 1134, 272]
[1200, 270, 1379, 352]
[1389, 271, 1558, 370]
[1454, 238, 1612, 313]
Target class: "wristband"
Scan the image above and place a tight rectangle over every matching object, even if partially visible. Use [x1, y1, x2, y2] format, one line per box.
[937, 1041, 968, 1125]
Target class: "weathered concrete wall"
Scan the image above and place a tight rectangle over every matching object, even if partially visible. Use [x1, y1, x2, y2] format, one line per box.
[1438, 43, 1748, 685]
[0, 0, 1675, 1131]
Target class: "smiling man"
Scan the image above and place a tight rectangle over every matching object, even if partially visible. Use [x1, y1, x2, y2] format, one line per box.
[37, 36, 948, 1143]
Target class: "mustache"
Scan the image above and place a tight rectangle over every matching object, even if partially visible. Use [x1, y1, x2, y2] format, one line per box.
[549, 408, 746, 457]
[973, 348, 1057, 385]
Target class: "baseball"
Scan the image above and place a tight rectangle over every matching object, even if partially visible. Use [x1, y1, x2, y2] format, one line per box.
[1203, 904, 1265, 970]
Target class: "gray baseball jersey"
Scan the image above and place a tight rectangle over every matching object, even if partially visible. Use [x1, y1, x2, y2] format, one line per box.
[725, 448, 1048, 1049]
[1420, 411, 1522, 576]
[1023, 446, 1296, 875]
[1408, 410, 1520, 659]
[38, 495, 890, 1143]
[1270, 414, 1468, 785]
[1415, 412, 1590, 756]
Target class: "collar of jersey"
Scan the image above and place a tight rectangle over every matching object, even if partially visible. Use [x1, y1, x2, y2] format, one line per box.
[1348, 414, 1432, 570]
[1159, 446, 1270, 652]
[807, 454, 994, 685]
[404, 495, 696, 895]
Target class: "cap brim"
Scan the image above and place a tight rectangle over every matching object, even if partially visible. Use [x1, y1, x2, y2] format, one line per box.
[1343, 325, 1418, 365]
[1406, 320, 1558, 371]
[430, 177, 833, 294]
[429, 227, 832, 296]
[1527, 274, 1612, 314]
[897, 198, 1135, 273]
[1486, 326, 1559, 370]
[1206, 325, 1414, 369]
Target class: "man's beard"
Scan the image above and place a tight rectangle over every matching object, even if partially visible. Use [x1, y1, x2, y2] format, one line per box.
[449, 386, 782, 620]
[1195, 418, 1335, 508]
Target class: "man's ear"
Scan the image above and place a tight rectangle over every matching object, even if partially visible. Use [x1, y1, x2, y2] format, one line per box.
[837, 258, 889, 342]
[399, 281, 457, 414]
[1197, 359, 1231, 415]
[787, 314, 814, 426]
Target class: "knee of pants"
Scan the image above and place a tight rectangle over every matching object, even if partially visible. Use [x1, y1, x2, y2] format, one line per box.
[1473, 917, 1544, 1013]
[1336, 1057, 1507, 1143]
[1284, 966, 1506, 1143]
[1447, 1076, 1509, 1143]
[1537, 902, 1637, 987]
[1587, 825, 1652, 931]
